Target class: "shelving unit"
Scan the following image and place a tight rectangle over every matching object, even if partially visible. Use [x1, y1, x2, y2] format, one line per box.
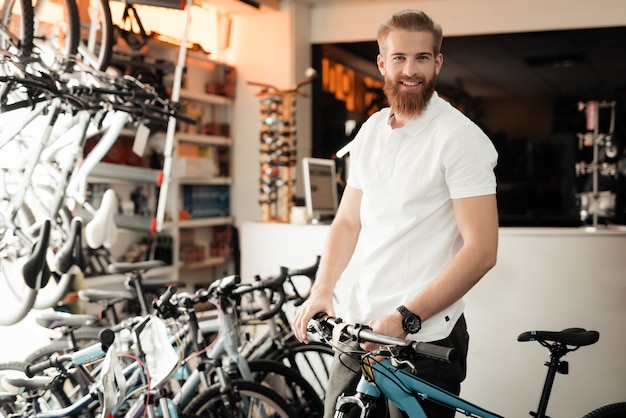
[157, 49, 237, 285]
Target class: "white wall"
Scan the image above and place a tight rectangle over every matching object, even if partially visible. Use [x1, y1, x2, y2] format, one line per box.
[309, 0, 626, 41]
[463, 228, 626, 416]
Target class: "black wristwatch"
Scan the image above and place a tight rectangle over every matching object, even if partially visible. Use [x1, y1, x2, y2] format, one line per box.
[396, 305, 422, 334]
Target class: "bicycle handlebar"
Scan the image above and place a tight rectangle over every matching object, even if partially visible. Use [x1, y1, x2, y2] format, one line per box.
[25, 328, 115, 377]
[233, 267, 288, 321]
[284, 255, 320, 306]
[309, 313, 456, 363]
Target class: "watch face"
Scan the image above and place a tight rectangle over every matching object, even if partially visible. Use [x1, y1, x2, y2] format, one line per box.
[403, 315, 421, 333]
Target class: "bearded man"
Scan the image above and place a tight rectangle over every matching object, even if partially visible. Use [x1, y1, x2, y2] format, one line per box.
[293, 9, 499, 418]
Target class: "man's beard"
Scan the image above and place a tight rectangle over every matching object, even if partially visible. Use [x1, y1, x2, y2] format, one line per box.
[383, 75, 436, 117]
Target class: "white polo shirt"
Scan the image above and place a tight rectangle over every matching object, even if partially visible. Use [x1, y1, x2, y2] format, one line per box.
[340, 92, 498, 342]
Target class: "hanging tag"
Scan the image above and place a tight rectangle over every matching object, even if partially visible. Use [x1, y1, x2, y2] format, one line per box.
[132, 123, 151, 156]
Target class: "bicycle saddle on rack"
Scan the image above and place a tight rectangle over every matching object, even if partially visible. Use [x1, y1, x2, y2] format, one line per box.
[86, 188, 119, 249]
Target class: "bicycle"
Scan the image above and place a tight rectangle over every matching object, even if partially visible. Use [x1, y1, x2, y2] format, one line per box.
[307, 313, 626, 418]
[157, 275, 323, 417]
[19, 260, 182, 366]
[0, 327, 117, 418]
[1, 291, 297, 418]
[0, 54, 188, 323]
[232, 256, 334, 400]
[14, 258, 327, 416]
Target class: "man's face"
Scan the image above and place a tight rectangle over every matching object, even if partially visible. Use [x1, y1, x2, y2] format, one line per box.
[377, 29, 443, 117]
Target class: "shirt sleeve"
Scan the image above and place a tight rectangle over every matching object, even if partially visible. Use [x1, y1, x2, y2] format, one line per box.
[443, 123, 498, 199]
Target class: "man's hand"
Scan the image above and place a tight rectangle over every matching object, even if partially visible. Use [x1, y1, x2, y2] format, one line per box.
[292, 294, 335, 344]
[361, 311, 406, 352]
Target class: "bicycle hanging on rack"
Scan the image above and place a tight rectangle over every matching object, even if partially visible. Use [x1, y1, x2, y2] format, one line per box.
[0, 46, 190, 324]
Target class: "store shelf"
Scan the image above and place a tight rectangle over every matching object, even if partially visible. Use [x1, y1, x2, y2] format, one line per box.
[177, 176, 232, 185]
[176, 216, 233, 229]
[90, 163, 161, 185]
[176, 132, 232, 146]
[179, 89, 232, 106]
[180, 256, 230, 271]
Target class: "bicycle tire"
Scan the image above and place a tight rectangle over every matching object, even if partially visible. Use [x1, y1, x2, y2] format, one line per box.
[0, 192, 41, 325]
[32, 0, 79, 67]
[23, 327, 103, 364]
[181, 379, 295, 418]
[248, 359, 324, 418]
[0, 0, 34, 56]
[0, 182, 74, 318]
[583, 402, 626, 418]
[0, 361, 94, 418]
[77, 0, 113, 70]
[267, 340, 334, 400]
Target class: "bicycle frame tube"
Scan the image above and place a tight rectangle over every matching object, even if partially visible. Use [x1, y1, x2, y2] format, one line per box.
[369, 359, 503, 418]
[7, 99, 60, 221]
[68, 110, 130, 204]
[0, 99, 49, 151]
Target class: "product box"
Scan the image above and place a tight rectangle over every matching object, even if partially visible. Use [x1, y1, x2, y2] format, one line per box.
[174, 157, 216, 178]
[182, 185, 230, 218]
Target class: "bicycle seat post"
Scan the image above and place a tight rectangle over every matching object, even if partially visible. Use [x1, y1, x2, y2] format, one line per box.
[532, 344, 568, 418]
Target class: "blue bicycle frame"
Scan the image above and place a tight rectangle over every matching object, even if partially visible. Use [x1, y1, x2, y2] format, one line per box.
[357, 358, 504, 418]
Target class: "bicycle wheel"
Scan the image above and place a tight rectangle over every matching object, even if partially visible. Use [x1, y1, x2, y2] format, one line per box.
[583, 402, 626, 418]
[31, 0, 79, 67]
[181, 380, 295, 418]
[0, 182, 73, 321]
[0, 197, 46, 325]
[248, 359, 324, 418]
[23, 327, 103, 365]
[268, 341, 334, 400]
[0, 361, 85, 415]
[76, 0, 113, 70]
[0, 0, 34, 55]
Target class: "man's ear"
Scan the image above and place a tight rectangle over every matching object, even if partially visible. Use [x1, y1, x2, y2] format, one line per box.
[377, 54, 385, 76]
[435, 53, 443, 75]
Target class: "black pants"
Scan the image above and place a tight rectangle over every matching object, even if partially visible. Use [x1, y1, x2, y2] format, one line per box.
[324, 315, 469, 418]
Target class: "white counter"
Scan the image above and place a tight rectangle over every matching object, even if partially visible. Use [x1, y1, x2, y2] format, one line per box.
[241, 222, 626, 417]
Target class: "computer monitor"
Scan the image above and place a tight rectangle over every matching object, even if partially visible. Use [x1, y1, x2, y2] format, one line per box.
[302, 157, 338, 223]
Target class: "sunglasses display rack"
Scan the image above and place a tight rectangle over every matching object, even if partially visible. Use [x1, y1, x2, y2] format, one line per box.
[256, 92, 299, 222]
[249, 70, 317, 223]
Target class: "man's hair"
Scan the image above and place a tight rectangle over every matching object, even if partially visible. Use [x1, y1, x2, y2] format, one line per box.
[377, 9, 443, 56]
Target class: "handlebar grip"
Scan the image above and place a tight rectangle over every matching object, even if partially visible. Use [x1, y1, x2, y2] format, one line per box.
[98, 328, 115, 351]
[25, 328, 115, 377]
[25, 358, 59, 378]
[154, 286, 180, 319]
[411, 341, 457, 363]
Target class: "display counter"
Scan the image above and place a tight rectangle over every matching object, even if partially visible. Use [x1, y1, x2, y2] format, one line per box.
[241, 222, 626, 417]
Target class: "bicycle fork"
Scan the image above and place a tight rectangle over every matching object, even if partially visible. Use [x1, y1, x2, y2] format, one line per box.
[334, 377, 381, 418]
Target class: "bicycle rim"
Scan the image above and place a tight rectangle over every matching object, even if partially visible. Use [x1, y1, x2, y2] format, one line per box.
[272, 341, 334, 400]
[181, 380, 295, 418]
[248, 359, 324, 418]
[0, 0, 34, 56]
[76, 0, 112, 71]
[32, 0, 79, 67]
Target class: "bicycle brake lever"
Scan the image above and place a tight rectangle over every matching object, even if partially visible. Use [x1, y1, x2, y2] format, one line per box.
[388, 346, 417, 373]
